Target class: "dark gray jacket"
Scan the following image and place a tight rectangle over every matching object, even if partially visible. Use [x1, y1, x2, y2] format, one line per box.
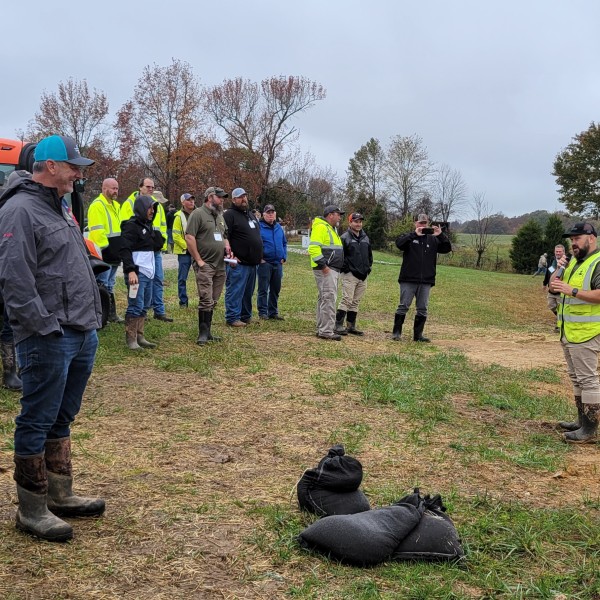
[0, 173, 102, 343]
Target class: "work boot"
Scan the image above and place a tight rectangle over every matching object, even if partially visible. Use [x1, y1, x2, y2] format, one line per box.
[14, 453, 73, 542]
[45, 437, 105, 517]
[196, 311, 210, 346]
[206, 310, 221, 342]
[413, 315, 430, 342]
[346, 311, 364, 336]
[1, 340, 22, 390]
[564, 403, 599, 444]
[392, 313, 405, 341]
[108, 292, 125, 323]
[334, 309, 348, 335]
[558, 395, 583, 431]
[125, 316, 142, 350]
[137, 317, 157, 349]
[317, 333, 342, 341]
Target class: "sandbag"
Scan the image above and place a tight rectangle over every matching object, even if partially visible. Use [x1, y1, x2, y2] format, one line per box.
[298, 445, 370, 516]
[298, 503, 423, 566]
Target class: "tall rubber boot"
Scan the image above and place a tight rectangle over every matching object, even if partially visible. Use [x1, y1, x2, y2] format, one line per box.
[558, 395, 583, 431]
[206, 310, 221, 342]
[564, 403, 599, 444]
[392, 313, 405, 341]
[1, 340, 22, 390]
[414, 315, 430, 342]
[13, 453, 73, 542]
[108, 292, 125, 324]
[335, 309, 348, 335]
[45, 437, 105, 517]
[137, 317, 157, 349]
[125, 316, 142, 350]
[346, 311, 364, 336]
[197, 311, 210, 346]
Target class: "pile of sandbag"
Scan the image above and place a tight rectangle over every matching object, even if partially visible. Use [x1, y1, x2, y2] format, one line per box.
[296, 446, 464, 566]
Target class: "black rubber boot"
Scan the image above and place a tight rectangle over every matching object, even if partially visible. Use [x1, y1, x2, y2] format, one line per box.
[14, 453, 73, 542]
[414, 315, 430, 342]
[346, 311, 364, 335]
[1, 341, 22, 390]
[392, 313, 405, 341]
[197, 311, 210, 346]
[335, 309, 348, 335]
[564, 403, 599, 444]
[206, 310, 221, 342]
[45, 437, 105, 518]
[108, 293, 125, 323]
[558, 395, 583, 431]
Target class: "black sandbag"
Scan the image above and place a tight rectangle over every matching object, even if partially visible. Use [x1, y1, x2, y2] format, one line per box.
[391, 509, 464, 562]
[298, 503, 424, 566]
[297, 482, 371, 517]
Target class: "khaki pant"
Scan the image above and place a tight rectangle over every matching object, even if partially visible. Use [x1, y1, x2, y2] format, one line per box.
[193, 263, 226, 312]
[338, 272, 367, 312]
[561, 334, 600, 404]
[313, 269, 339, 336]
[547, 293, 560, 314]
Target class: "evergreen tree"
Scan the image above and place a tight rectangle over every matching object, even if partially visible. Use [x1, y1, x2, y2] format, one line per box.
[364, 203, 388, 250]
[543, 214, 570, 256]
[509, 220, 546, 274]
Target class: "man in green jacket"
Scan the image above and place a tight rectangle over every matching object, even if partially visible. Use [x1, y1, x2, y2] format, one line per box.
[308, 205, 345, 340]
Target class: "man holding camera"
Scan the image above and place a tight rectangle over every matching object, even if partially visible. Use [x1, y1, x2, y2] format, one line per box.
[392, 213, 451, 342]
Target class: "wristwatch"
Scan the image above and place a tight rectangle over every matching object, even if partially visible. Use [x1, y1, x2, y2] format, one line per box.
[572, 288, 579, 297]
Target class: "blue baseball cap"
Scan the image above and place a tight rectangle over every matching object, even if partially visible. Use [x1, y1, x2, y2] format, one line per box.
[34, 135, 94, 167]
[232, 187, 247, 199]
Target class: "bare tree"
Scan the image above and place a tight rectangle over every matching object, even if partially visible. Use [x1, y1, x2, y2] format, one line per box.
[115, 59, 204, 198]
[346, 137, 387, 206]
[432, 164, 468, 222]
[204, 76, 326, 198]
[27, 78, 110, 151]
[385, 134, 433, 217]
[470, 192, 496, 268]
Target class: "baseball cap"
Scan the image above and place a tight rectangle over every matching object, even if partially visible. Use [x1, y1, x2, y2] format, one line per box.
[349, 212, 364, 221]
[323, 205, 345, 217]
[415, 213, 429, 222]
[563, 222, 597, 237]
[263, 204, 276, 212]
[153, 191, 168, 204]
[180, 193, 195, 202]
[34, 135, 94, 166]
[204, 187, 228, 199]
[232, 187, 247, 199]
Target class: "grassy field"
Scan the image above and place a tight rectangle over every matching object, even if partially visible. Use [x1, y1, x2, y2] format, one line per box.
[0, 251, 598, 599]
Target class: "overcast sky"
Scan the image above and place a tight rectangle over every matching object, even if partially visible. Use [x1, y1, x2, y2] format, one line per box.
[3, 0, 599, 217]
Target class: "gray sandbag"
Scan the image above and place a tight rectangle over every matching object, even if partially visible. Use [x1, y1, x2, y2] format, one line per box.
[298, 503, 424, 566]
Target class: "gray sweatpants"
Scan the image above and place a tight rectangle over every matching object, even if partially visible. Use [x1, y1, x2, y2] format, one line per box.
[396, 282, 432, 317]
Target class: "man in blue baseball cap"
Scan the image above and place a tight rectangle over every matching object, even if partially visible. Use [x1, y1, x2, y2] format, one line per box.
[0, 134, 104, 542]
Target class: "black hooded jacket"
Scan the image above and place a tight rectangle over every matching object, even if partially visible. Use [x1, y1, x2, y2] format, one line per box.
[120, 196, 164, 274]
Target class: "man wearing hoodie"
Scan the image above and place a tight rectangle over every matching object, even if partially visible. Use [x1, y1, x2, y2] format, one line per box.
[0, 135, 104, 542]
[308, 205, 345, 340]
[120, 196, 164, 351]
[258, 204, 287, 320]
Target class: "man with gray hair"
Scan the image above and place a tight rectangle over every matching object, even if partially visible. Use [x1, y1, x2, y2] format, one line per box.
[0, 135, 105, 542]
[543, 244, 567, 331]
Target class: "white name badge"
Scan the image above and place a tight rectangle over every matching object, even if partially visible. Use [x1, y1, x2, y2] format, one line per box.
[214, 232, 223, 241]
[249, 220, 256, 228]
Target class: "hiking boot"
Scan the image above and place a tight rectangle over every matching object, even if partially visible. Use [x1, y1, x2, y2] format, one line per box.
[227, 320, 247, 327]
[153, 313, 174, 322]
[317, 333, 342, 341]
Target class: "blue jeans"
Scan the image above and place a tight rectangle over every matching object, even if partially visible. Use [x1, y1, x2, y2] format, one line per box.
[15, 328, 98, 455]
[257, 262, 283, 317]
[177, 254, 192, 306]
[151, 251, 166, 316]
[125, 272, 153, 318]
[95, 264, 119, 295]
[225, 264, 257, 323]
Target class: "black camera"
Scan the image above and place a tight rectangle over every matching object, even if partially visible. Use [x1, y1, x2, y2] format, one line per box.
[421, 227, 434, 235]
[431, 221, 449, 234]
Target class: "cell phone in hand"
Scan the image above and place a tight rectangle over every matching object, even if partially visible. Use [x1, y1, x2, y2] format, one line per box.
[421, 227, 434, 234]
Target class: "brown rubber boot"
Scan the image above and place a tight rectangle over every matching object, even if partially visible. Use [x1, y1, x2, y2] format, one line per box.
[558, 395, 583, 431]
[14, 453, 73, 542]
[45, 437, 105, 517]
[125, 315, 142, 350]
[136, 317, 157, 349]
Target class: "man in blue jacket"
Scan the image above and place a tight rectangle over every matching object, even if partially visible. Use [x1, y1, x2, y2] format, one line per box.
[258, 204, 287, 320]
[392, 213, 452, 342]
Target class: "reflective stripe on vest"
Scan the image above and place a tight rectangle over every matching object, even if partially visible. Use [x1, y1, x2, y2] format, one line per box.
[559, 252, 600, 342]
[90, 200, 120, 238]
